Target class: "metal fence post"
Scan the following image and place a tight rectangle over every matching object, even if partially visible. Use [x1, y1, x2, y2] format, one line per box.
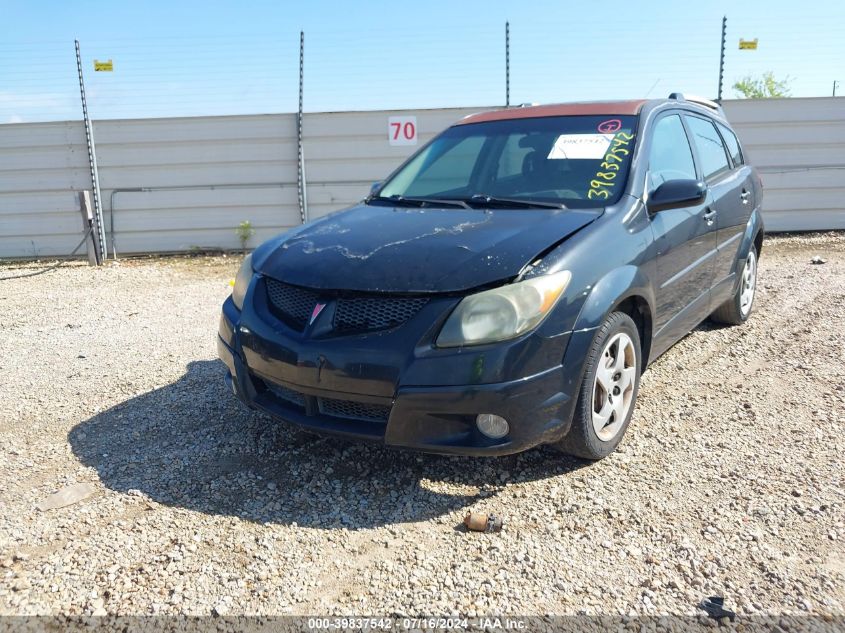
[505, 21, 510, 107]
[296, 31, 308, 224]
[75, 40, 106, 263]
[717, 16, 727, 102]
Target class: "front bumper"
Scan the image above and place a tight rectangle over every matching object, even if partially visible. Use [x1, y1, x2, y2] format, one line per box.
[217, 287, 585, 456]
[219, 333, 572, 455]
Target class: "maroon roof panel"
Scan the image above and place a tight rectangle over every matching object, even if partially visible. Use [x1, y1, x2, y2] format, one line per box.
[456, 100, 648, 125]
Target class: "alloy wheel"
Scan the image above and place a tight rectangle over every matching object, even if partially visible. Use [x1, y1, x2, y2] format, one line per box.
[739, 250, 757, 317]
[591, 332, 637, 442]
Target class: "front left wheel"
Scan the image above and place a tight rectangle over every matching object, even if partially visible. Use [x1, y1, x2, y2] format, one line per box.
[554, 311, 642, 460]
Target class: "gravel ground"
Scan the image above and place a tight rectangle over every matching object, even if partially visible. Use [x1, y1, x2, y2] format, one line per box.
[0, 233, 843, 621]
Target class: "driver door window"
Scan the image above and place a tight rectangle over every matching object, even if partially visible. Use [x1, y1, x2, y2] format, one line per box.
[647, 114, 697, 191]
[647, 112, 716, 338]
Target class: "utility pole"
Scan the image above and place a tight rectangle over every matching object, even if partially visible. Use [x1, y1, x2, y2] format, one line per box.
[75, 39, 105, 264]
[505, 21, 510, 107]
[716, 16, 727, 102]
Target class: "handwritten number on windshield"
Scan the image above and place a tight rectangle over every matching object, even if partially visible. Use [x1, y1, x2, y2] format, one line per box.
[588, 132, 635, 200]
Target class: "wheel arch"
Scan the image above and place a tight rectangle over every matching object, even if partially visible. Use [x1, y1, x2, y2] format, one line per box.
[739, 208, 765, 267]
[570, 264, 656, 370]
[754, 226, 764, 258]
[612, 295, 653, 371]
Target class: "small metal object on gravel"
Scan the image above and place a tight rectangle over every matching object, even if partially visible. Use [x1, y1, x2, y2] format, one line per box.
[810, 255, 826, 264]
[463, 511, 503, 533]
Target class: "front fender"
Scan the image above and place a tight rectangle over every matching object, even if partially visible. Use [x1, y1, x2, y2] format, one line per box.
[572, 265, 655, 333]
[558, 265, 655, 395]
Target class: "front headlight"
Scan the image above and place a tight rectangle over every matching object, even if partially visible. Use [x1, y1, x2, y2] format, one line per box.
[231, 253, 254, 310]
[436, 270, 572, 347]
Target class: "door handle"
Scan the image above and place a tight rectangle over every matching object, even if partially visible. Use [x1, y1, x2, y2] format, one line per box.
[703, 208, 717, 225]
[740, 189, 751, 205]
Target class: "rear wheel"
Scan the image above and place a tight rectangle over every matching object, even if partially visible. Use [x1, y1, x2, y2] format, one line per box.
[555, 311, 641, 460]
[711, 246, 757, 325]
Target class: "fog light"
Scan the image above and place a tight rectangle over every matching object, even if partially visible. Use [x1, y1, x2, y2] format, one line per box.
[476, 413, 509, 439]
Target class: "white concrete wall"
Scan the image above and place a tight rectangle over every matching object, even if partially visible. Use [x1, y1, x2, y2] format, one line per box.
[94, 114, 301, 254]
[0, 99, 842, 258]
[0, 121, 91, 257]
[723, 97, 845, 232]
[84, 107, 477, 256]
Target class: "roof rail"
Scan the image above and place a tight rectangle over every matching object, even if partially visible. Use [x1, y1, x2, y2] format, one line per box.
[668, 92, 724, 114]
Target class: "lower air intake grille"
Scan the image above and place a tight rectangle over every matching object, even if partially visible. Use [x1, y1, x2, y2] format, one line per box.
[262, 378, 391, 424]
[265, 381, 306, 408]
[318, 397, 391, 422]
[265, 278, 319, 331]
[334, 297, 428, 333]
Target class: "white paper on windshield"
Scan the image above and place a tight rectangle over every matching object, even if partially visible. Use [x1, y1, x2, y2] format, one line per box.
[547, 134, 614, 159]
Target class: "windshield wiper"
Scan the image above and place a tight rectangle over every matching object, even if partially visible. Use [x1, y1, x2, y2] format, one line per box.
[461, 194, 566, 210]
[366, 195, 470, 209]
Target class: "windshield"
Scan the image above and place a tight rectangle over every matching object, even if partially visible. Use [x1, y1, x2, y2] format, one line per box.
[376, 115, 638, 208]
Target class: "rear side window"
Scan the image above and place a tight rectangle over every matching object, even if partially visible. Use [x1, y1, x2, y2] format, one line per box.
[685, 115, 731, 181]
[647, 114, 697, 190]
[717, 122, 744, 166]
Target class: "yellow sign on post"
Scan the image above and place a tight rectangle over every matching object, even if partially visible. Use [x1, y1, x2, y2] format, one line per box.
[93, 59, 114, 72]
[739, 39, 758, 50]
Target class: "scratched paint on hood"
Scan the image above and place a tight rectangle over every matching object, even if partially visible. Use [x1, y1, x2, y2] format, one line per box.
[254, 203, 600, 294]
[281, 217, 493, 261]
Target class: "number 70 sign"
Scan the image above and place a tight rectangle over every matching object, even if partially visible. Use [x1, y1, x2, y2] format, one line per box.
[388, 116, 417, 146]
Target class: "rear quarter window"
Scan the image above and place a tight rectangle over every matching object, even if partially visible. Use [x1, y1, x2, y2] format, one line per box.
[717, 122, 744, 166]
[685, 115, 731, 181]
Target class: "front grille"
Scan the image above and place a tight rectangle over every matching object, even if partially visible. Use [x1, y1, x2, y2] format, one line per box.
[334, 297, 428, 333]
[318, 396, 391, 422]
[265, 278, 319, 331]
[264, 278, 428, 335]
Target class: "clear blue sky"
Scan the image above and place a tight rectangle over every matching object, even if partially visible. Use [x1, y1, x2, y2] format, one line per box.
[1, 0, 843, 122]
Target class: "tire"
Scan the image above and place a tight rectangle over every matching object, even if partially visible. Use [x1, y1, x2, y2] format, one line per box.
[710, 246, 758, 325]
[555, 311, 642, 460]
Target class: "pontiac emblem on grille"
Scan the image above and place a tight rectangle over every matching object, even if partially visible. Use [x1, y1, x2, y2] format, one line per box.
[309, 302, 326, 325]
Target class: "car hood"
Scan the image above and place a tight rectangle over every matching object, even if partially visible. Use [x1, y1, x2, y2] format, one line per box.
[253, 203, 600, 293]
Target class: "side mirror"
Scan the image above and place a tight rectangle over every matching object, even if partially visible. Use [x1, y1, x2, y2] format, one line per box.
[647, 179, 707, 213]
[369, 182, 381, 195]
